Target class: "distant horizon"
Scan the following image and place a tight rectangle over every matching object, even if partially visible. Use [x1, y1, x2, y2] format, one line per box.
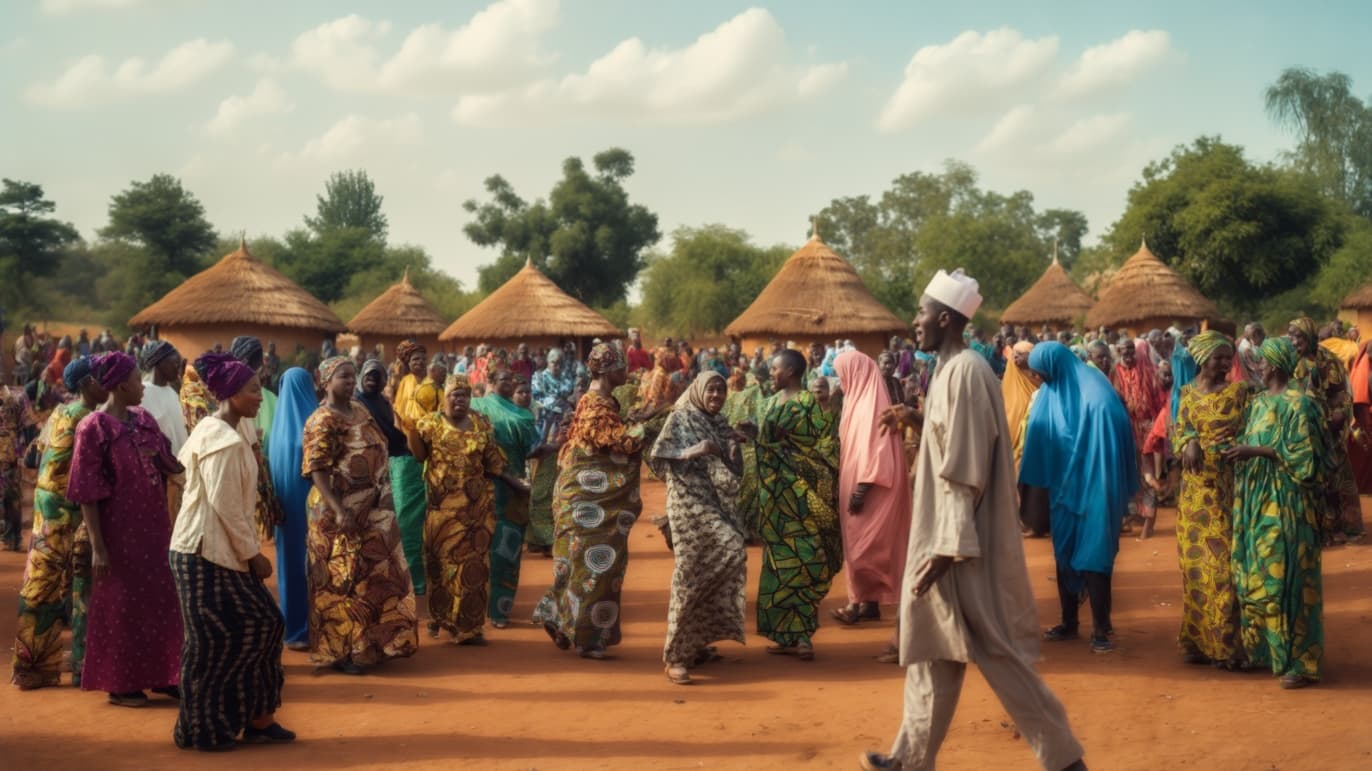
[4, 0, 1369, 294]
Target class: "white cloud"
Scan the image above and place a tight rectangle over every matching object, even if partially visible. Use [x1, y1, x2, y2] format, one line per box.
[1049, 112, 1131, 154]
[295, 114, 423, 162]
[290, 0, 557, 95]
[204, 77, 292, 136]
[26, 38, 234, 108]
[451, 8, 845, 126]
[975, 105, 1037, 153]
[877, 28, 1058, 132]
[1057, 30, 1172, 99]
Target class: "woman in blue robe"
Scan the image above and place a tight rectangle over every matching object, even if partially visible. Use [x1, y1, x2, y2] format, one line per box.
[267, 368, 318, 649]
[1020, 342, 1138, 654]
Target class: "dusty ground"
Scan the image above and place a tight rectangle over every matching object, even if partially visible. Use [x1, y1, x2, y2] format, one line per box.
[2, 476, 1371, 770]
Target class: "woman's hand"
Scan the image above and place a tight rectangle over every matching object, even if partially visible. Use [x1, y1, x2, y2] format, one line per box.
[1223, 445, 1269, 462]
[91, 544, 111, 582]
[880, 405, 915, 435]
[248, 553, 273, 581]
[1181, 439, 1203, 473]
[733, 421, 758, 442]
[333, 506, 357, 533]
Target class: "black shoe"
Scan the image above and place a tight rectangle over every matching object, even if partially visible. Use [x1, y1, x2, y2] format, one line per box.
[242, 723, 297, 744]
[152, 685, 181, 700]
[1043, 625, 1079, 642]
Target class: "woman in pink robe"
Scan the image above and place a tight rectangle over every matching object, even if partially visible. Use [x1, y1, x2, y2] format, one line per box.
[830, 350, 911, 624]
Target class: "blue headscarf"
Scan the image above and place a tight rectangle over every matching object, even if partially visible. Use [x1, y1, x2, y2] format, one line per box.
[266, 367, 316, 644]
[1020, 342, 1138, 592]
[1170, 346, 1198, 422]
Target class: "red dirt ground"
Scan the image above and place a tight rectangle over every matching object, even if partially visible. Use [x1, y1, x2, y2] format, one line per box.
[2, 476, 1371, 770]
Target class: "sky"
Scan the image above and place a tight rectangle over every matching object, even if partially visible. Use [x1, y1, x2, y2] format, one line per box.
[3, 0, 1370, 293]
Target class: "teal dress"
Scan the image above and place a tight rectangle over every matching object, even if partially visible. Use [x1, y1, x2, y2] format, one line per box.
[472, 393, 538, 625]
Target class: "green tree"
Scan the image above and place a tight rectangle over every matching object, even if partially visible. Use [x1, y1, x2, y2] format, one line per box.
[1266, 68, 1372, 217]
[636, 225, 790, 339]
[276, 227, 384, 304]
[98, 174, 217, 324]
[330, 244, 475, 322]
[464, 148, 660, 307]
[817, 161, 1079, 318]
[1100, 137, 1345, 318]
[0, 179, 80, 317]
[305, 170, 389, 242]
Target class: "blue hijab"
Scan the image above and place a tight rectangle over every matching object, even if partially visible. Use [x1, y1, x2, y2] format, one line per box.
[1169, 346, 1198, 422]
[268, 368, 317, 519]
[1020, 342, 1138, 588]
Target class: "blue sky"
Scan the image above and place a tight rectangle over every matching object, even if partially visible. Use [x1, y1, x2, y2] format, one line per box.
[3, 0, 1369, 291]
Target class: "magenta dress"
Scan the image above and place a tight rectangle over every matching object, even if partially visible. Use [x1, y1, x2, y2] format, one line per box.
[65, 408, 183, 693]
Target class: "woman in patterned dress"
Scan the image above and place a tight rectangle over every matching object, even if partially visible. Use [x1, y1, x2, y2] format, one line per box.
[1225, 337, 1324, 689]
[471, 370, 539, 629]
[1288, 317, 1362, 544]
[649, 372, 752, 685]
[1171, 332, 1248, 667]
[408, 374, 526, 644]
[534, 344, 649, 660]
[65, 352, 183, 706]
[754, 349, 840, 661]
[301, 356, 418, 674]
[11, 358, 102, 689]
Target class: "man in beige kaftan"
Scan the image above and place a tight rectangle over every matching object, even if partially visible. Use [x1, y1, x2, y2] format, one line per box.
[863, 270, 1085, 771]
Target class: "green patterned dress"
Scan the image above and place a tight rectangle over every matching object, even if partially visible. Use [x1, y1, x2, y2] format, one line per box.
[723, 384, 764, 538]
[1231, 388, 1324, 681]
[754, 389, 841, 648]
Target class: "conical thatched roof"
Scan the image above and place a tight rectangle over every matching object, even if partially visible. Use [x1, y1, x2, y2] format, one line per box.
[1084, 240, 1220, 330]
[130, 238, 344, 332]
[724, 227, 905, 339]
[347, 270, 449, 337]
[439, 259, 619, 341]
[1340, 284, 1372, 310]
[1000, 256, 1094, 327]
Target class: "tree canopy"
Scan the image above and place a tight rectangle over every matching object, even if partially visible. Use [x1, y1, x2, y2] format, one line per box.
[305, 169, 388, 242]
[464, 148, 661, 307]
[635, 225, 790, 339]
[816, 162, 1082, 320]
[1266, 67, 1372, 218]
[0, 179, 80, 319]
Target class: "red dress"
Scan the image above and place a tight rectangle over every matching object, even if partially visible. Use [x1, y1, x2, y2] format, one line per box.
[65, 408, 183, 693]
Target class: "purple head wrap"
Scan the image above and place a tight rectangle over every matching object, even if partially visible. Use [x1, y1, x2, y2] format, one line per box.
[92, 351, 137, 392]
[195, 352, 255, 401]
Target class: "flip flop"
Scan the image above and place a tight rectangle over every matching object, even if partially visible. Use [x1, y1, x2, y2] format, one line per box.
[664, 665, 693, 685]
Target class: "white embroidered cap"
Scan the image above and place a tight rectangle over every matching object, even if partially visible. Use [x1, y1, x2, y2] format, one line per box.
[924, 268, 983, 318]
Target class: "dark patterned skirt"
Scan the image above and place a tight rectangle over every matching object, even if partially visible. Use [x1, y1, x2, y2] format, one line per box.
[170, 551, 285, 750]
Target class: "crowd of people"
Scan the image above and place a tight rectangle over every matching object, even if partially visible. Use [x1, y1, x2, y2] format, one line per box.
[2, 286, 1365, 765]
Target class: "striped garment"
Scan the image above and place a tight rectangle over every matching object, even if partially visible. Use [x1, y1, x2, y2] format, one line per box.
[170, 552, 284, 750]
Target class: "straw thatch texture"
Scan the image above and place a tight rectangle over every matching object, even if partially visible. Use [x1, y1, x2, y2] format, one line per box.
[347, 271, 449, 337]
[1084, 241, 1220, 330]
[439, 260, 620, 342]
[724, 234, 906, 340]
[1000, 259, 1094, 328]
[1340, 284, 1372, 310]
[129, 241, 344, 333]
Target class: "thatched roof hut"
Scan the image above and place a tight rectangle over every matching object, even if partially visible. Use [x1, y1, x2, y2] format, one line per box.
[724, 226, 906, 355]
[130, 238, 345, 362]
[347, 270, 449, 356]
[439, 259, 620, 352]
[1084, 240, 1221, 335]
[1000, 254, 1094, 332]
[1338, 285, 1372, 341]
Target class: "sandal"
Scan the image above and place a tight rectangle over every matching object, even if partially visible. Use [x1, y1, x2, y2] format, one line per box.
[457, 634, 487, 647]
[108, 691, 149, 708]
[766, 644, 797, 656]
[664, 664, 693, 685]
[858, 602, 882, 621]
[543, 623, 571, 650]
[797, 642, 815, 661]
[875, 645, 899, 665]
[578, 646, 607, 661]
[830, 604, 863, 626]
[1043, 625, 1079, 642]
[152, 685, 181, 700]
[491, 620, 509, 630]
[1280, 674, 1315, 690]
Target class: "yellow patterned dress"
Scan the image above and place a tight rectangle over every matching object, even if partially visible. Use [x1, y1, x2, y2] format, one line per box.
[1171, 381, 1249, 663]
[11, 401, 92, 687]
[301, 400, 419, 667]
[1231, 388, 1324, 681]
[414, 411, 506, 641]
